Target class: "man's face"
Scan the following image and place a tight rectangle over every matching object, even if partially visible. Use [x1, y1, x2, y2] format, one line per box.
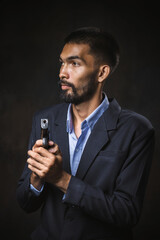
[59, 43, 99, 105]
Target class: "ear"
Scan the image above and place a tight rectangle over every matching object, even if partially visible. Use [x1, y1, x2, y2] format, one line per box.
[98, 65, 110, 83]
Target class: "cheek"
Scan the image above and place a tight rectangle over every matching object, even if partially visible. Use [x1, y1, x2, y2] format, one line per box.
[69, 69, 86, 86]
[70, 67, 97, 89]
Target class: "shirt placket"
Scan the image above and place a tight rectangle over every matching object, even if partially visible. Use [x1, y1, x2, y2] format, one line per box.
[72, 125, 89, 176]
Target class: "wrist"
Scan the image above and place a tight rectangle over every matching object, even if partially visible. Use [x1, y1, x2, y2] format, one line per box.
[30, 172, 44, 191]
[55, 171, 71, 193]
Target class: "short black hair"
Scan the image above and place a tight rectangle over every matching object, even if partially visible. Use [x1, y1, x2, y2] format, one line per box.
[64, 27, 120, 75]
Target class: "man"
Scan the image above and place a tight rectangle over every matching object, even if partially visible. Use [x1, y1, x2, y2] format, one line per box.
[16, 27, 155, 240]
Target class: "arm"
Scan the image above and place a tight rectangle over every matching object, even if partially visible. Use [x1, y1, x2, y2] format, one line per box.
[27, 139, 71, 193]
[16, 115, 45, 213]
[63, 128, 155, 227]
[16, 138, 71, 213]
[16, 112, 71, 213]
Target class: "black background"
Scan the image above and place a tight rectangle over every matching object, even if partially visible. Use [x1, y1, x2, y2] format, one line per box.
[1, 1, 160, 239]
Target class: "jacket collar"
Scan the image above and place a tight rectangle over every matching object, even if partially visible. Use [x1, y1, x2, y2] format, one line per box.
[75, 98, 121, 179]
[54, 98, 121, 129]
[104, 98, 121, 131]
[52, 98, 121, 177]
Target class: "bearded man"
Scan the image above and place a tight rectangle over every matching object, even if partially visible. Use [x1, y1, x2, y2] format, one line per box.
[16, 27, 155, 240]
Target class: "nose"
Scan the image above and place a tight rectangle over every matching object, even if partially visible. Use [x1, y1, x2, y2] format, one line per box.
[59, 64, 69, 80]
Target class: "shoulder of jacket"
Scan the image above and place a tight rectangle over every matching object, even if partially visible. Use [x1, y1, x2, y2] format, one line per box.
[119, 108, 154, 132]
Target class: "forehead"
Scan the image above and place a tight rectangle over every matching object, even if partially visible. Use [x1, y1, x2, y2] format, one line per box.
[60, 43, 92, 60]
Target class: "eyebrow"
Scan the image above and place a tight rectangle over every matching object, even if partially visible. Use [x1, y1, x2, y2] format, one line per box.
[59, 55, 86, 64]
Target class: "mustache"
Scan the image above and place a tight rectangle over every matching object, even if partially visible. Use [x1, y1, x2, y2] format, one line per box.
[58, 80, 75, 89]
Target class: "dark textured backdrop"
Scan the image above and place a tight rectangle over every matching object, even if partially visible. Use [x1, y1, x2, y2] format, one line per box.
[1, 1, 160, 239]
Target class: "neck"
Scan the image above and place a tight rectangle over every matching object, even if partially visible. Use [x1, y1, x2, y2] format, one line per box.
[72, 91, 103, 125]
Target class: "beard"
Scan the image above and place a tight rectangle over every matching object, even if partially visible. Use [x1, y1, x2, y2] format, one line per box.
[58, 71, 99, 105]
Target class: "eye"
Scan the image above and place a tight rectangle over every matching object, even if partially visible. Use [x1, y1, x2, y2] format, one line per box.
[72, 61, 80, 66]
[59, 59, 64, 66]
[61, 62, 65, 66]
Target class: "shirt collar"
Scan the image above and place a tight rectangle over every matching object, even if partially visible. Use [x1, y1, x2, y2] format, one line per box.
[66, 92, 109, 133]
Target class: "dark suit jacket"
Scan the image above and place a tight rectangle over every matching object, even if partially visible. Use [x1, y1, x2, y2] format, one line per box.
[16, 98, 155, 240]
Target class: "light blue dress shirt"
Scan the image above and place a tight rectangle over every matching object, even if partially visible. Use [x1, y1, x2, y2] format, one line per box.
[66, 93, 109, 176]
[30, 93, 109, 195]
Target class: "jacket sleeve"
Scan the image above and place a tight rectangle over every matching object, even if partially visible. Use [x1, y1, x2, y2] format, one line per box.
[63, 124, 155, 227]
[16, 114, 46, 213]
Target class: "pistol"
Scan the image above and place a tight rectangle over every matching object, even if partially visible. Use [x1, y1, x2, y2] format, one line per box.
[41, 118, 49, 148]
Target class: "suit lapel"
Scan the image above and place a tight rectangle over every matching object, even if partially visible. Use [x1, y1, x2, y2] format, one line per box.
[75, 115, 109, 179]
[50, 103, 71, 174]
[76, 98, 121, 179]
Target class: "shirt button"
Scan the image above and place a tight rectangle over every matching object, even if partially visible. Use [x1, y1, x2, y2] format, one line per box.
[76, 148, 79, 152]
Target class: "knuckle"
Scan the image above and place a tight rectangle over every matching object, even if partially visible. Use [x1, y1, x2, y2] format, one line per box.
[39, 169, 46, 178]
[50, 155, 56, 162]
[39, 172, 44, 178]
[47, 161, 53, 169]
[28, 164, 32, 171]
[42, 169, 47, 177]
[34, 152, 39, 158]
[55, 145, 58, 151]
[28, 158, 32, 164]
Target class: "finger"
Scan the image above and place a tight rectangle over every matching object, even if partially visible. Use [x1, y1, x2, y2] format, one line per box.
[32, 139, 43, 150]
[48, 144, 61, 155]
[27, 157, 44, 171]
[28, 148, 57, 169]
[32, 140, 54, 150]
[28, 150, 45, 163]
[48, 140, 54, 146]
[32, 146, 56, 159]
[27, 163, 45, 179]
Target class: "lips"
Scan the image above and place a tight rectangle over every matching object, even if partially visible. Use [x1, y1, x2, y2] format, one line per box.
[61, 83, 70, 90]
[59, 80, 73, 91]
[61, 84, 71, 90]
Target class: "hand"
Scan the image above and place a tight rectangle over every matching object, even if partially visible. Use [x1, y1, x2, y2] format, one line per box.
[27, 140, 71, 193]
[28, 139, 63, 183]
